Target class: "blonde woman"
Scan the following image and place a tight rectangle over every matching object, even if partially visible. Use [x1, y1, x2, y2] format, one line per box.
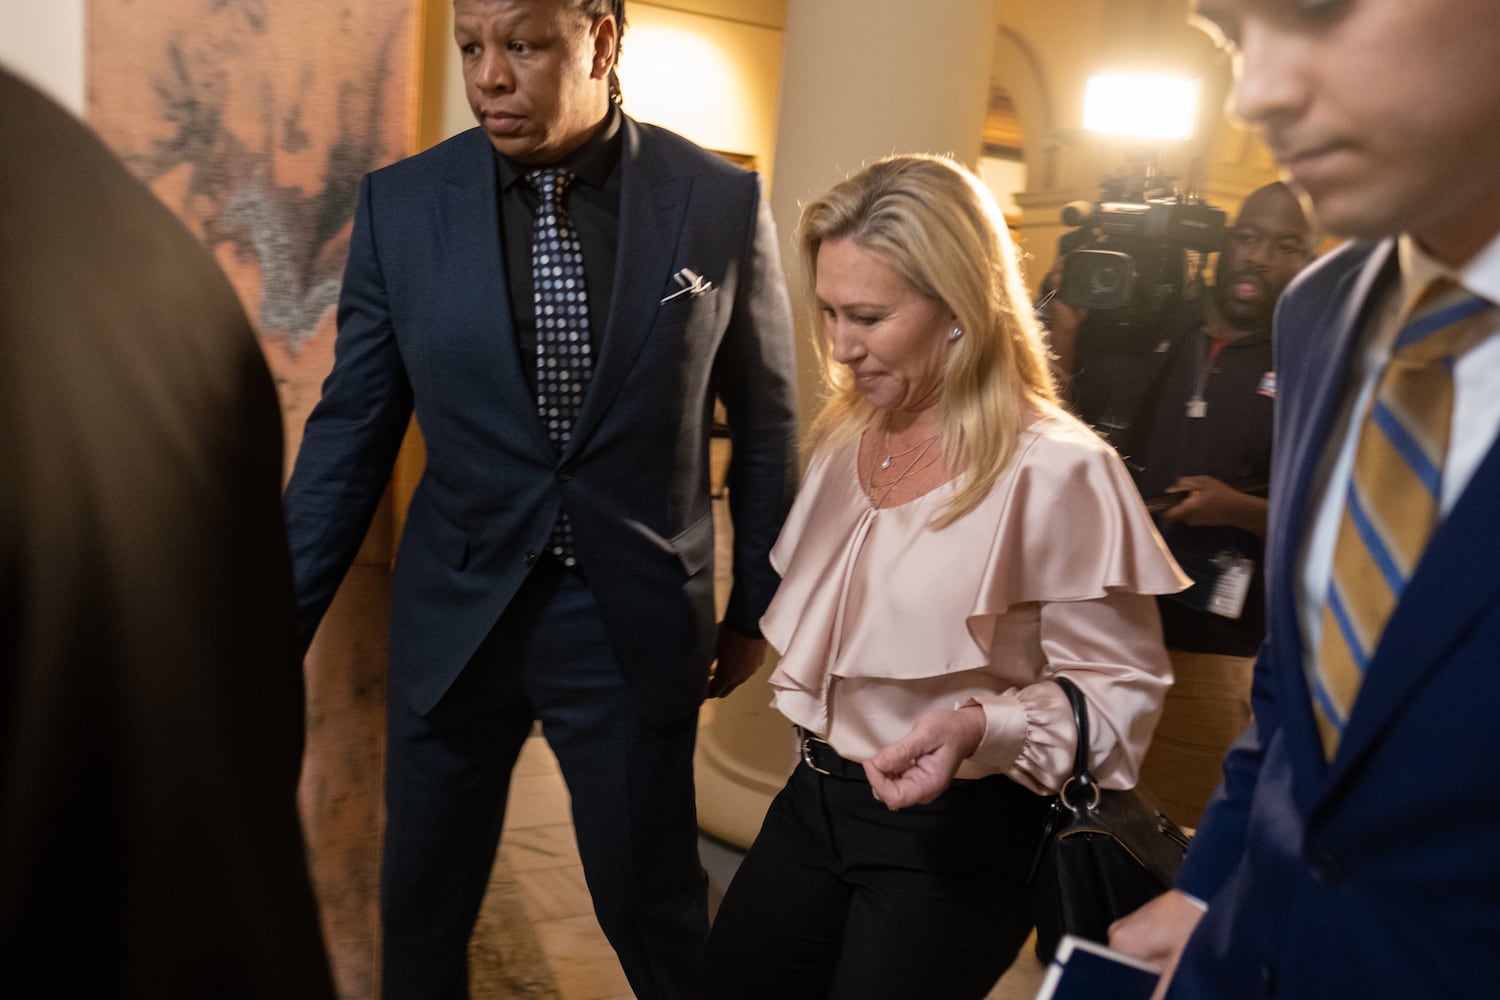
[702, 155, 1187, 999]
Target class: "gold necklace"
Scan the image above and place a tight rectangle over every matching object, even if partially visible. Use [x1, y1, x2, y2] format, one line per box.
[879, 426, 938, 470]
[867, 433, 941, 508]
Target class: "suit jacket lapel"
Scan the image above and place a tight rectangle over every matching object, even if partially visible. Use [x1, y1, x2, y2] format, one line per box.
[1273, 242, 1400, 786]
[568, 117, 691, 452]
[440, 131, 552, 451]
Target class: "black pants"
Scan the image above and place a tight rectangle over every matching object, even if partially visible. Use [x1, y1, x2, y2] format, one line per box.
[703, 759, 1049, 1000]
[381, 558, 707, 1000]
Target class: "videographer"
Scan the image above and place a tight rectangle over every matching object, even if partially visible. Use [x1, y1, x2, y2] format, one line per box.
[1044, 183, 1221, 448]
[1119, 181, 1315, 827]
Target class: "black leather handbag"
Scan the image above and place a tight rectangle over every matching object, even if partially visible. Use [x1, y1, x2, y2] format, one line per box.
[1029, 675, 1191, 964]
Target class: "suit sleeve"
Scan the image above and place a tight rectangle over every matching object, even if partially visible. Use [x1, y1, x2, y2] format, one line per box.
[283, 172, 414, 647]
[713, 176, 799, 637]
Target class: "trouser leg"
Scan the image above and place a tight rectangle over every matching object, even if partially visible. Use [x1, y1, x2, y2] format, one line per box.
[380, 669, 533, 999]
[380, 568, 561, 1000]
[707, 763, 1047, 1000]
[522, 567, 709, 1000]
[703, 766, 855, 1000]
[826, 773, 1046, 1000]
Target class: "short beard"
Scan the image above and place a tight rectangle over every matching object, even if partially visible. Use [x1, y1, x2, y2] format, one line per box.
[1213, 280, 1274, 336]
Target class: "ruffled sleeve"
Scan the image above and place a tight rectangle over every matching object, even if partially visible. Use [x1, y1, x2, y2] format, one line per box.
[965, 415, 1187, 630]
[965, 591, 1174, 793]
[766, 446, 843, 580]
[959, 415, 1187, 791]
[797, 416, 1185, 686]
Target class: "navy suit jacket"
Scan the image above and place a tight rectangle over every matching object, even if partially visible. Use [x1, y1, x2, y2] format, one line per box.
[284, 116, 798, 725]
[1170, 240, 1500, 998]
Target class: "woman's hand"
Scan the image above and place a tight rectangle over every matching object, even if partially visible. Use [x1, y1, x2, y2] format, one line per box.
[863, 704, 987, 809]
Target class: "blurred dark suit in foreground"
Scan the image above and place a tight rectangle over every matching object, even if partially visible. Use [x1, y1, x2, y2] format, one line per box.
[0, 67, 334, 999]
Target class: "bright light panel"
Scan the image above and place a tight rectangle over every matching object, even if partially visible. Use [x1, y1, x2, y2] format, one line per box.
[1082, 73, 1199, 141]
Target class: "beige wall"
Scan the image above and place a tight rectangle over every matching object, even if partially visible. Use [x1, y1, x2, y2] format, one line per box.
[7, 1, 788, 178]
[618, 2, 785, 184]
[0, 0, 85, 113]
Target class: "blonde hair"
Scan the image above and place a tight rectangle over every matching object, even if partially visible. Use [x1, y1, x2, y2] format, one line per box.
[798, 153, 1060, 526]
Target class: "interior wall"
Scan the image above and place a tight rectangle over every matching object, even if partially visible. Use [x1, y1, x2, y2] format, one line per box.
[0, 0, 85, 113]
[4, 1, 1274, 276]
[1, 1, 788, 180]
[617, 2, 785, 184]
[980, 155, 1026, 219]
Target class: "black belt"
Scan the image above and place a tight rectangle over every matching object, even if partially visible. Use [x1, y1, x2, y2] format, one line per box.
[795, 727, 867, 782]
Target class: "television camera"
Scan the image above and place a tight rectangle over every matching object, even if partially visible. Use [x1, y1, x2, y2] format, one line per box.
[1054, 171, 1226, 325]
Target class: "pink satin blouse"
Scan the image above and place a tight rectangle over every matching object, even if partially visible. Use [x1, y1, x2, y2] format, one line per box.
[762, 412, 1190, 793]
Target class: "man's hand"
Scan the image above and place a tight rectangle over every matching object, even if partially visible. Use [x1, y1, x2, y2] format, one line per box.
[706, 624, 766, 699]
[1109, 889, 1206, 1000]
[1163, 475, 1268, 536]
[863, 705, 986, 809]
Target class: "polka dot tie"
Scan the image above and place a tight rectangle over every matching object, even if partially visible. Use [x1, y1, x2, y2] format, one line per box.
[526, 167, 591, 567]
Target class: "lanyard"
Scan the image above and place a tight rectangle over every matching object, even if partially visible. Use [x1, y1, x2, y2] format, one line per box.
[1186, 330, 1228, 418]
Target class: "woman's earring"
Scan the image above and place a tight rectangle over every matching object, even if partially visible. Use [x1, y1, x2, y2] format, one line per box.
[949, 326, 964, 341]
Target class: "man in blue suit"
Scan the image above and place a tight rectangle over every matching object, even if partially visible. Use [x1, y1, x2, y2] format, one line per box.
[283, 2, 798, 997]
[1112, 1, 1500, 996]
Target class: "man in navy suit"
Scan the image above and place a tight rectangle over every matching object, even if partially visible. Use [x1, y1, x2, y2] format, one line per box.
[283, 2, 798, 997]
[1112, 1, 1500, 996]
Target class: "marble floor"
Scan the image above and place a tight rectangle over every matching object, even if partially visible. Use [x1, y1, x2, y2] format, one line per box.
[468, 734, 1050, 1000]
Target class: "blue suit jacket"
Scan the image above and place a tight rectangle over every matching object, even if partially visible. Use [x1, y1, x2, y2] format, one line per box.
[284, 116, 798, 725]
[1169, 240, 1500, 998]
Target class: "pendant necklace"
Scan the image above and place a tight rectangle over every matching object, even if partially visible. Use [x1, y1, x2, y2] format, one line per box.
[879, 425, 939, 470]
[868, 429, 941, 508]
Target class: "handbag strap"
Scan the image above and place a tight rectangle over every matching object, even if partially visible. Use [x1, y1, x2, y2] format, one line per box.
[1053, 675, 1099, 808]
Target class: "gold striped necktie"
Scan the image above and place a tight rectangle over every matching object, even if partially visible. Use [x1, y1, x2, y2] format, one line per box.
[1310, 279, 1493, 758]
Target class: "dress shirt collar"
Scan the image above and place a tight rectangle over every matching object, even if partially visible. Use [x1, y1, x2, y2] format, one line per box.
[495, 102, 622, 193]
[1399, 229, 1500, 307]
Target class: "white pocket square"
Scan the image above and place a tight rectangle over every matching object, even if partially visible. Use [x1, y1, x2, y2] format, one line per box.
[660, 267, 715, 304]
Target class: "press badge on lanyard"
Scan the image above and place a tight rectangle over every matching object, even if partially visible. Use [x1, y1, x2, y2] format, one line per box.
[1186, 332, 1225, 419]
[1207, 553, 1254, 619]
